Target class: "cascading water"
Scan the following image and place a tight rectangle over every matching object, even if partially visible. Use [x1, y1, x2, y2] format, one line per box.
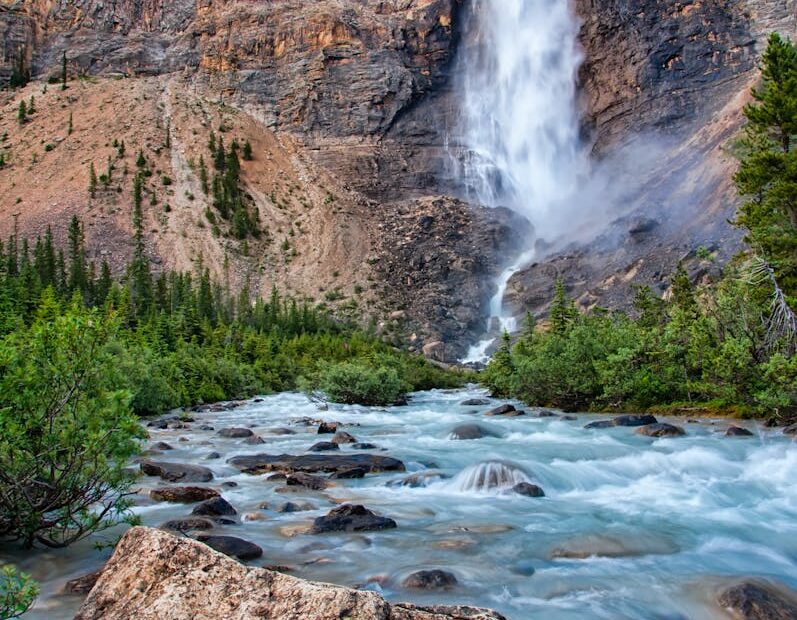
[448, 460, 531, 493]
[455, 0, 588, 362]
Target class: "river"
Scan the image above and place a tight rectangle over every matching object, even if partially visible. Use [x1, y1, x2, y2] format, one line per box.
[5, 388, 797, 619]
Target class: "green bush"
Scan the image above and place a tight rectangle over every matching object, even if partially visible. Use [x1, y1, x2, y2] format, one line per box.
[0, 566, 38, 619]
[308, 361, 407, 406]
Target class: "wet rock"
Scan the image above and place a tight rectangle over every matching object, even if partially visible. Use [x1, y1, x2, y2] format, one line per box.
[533, 410, 558, 418]
[550, 533, 677, 559]
[244, 435, 265, 445]
[242, 512, 268, 522]
[511, 561, 536, 577]
[387, 471, 450, 488]
[75, 527, 505, 619]
[199, 425, 215, 431]
[178, 437, 190, 443]
[160, 517, 215, 532]
[268, 427, 296, 435]
[311, 504, 397, 534]
[277, 501, 316, 513]
[191, 497, 237, 517]
[401, 570, 457, 590]
[196, 535, 263, 561]
[221, 481, 238, 488]
[229, 453, 405, 475]
[286, 472, 328, 491]
[726, 426, 754, 437]
[253, 398, 265, 403]
[217, 427, 254, 439]
[63, 569, 103, 594]
[783, 424, 797, 435]
[585, 414, 658, 429]
[352, 443, 380, 450]
[330, 466, 368, 479]
[151, 441, 174, 451]
[140, 461, 213, 483]
[560, 415, 578, 421]
[449, 424, 497, 440]
[636, 423, 686, 438]
[205, 451, 221, 460]
[318, 422, 339, 434]
[717, 580, 797, 620]
[332, 431, 357, 444]
[461, 398, 490, 406]
[267, 473, 287, 482]
[485, 404, 520, 416]
[150, 486, 220, 503]
[309, 441, 340, 452]
[512, 482, 545, 497]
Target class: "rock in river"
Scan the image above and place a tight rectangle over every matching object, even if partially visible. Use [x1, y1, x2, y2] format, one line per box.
[140, 460, 213, 483]
[636, 423, 686, 438]
[192, 496, 237, 517]
[401, 570, 458, 590]
[311, 504, 397, 534]
[717, 580, 797, 620]
[309, 441, 340, 452]
[217, 427, 254, 438]
[332, 431, 357, 444]
[512, 482, 545, 497]
[160, 517, 215, 532]
[461, 398, 491, 406]
[196, 535, 263, 561]
[485, 404, 523, 416]
[286, 472, 328, 490]
[449, 424, 498, 440]
[726, 426, 754, 437]
[74, 527, 506, 620]
[228, 453, 405, 475]
[585, 414, 658, 429]
[150, 486, 220, 503]
[318, 422, 339, 434]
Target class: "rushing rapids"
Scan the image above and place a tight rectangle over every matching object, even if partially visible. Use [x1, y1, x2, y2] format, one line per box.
[5, 389, 797, 619]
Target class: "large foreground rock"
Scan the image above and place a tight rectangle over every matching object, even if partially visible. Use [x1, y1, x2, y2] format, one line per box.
[75, 527, 505, 620]
[228, 453, 405, 475]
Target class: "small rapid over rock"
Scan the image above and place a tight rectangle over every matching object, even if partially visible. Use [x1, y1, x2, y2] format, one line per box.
[448, 460, 531, 493]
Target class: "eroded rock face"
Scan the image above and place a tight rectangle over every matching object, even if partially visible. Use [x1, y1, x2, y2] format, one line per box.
[75, 527, 506, 620]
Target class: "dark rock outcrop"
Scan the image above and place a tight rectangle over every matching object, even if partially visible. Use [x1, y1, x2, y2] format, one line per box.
[196, 535, 263, 562]
[586, 414, 658, 429]
[636, 423, 686, 438]
[726, 426, 755, 437]
[160, 517, 215, 532]
[228, 453, 405, 475]
[140, 460, 213, 483]
[218, 428, 255, 439]
[449, 424, 498, 440]
[717, 580, 797, 620]
[286, 472, 328, 491]
[191, 497, 237, 517]
[311, 504, 397, 534]
[512, 482, 545, 498]
[309, 441, 340, 452]
[401, 570, 458, 590]
[150, 486, 220, 503]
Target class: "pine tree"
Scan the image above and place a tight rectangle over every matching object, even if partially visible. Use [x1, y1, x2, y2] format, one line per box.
[67, 112, 73, 135]
[17, 100, 26, 125]
[117, 140, 125, 158]
[165, 121, 171, 149]
[67, 215, 87, 295]
[129, 173, 152, 314]
[208, 131, 216, 154]
[136, 150, 146, 168]
[242, 140, 253, 161]
[88, 163, 98, 197]
[27, 96, 35, 115]
[199, 155, 209, 194]
[214, 138, 226, 171]
[734, 33, 797, 308]
[549, 278, 578, 334]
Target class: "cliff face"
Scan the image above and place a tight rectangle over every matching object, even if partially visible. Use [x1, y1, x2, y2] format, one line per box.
[0, 0, 796, 359]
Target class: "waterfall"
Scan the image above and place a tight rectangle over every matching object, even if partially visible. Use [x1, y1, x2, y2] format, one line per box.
[454, 0, 587, 362]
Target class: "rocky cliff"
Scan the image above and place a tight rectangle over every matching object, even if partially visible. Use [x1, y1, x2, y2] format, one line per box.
[1, 0, 796, 358]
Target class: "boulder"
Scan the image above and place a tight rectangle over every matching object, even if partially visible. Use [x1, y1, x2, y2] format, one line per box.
[286, 472, 328, 491]
[332, 431, 357, 444]
[318, 422, 339, 434]
[205, 451, 222, 460]
[228, 453, 405, 475]
[449, 424, 497, 440]
[484, 404, 518, 416]
[277, 501, 316, 513]
[460, 398, 490, 406]
[192, 497, 237, 517]
[244, 435, 265, 445]
[401, 570, 458, 590]
[151, 441, 174, 451]
[74, 528, 505, 620]
[218, 428, 254, 438]
[309, 441, 340, 452]
[717, 580, 797, 620]
[160, 517, 215, 532]
[636, 423, 686, 438]
[533, 410, 558, 418]
[352, 443, 380, 450]
[150, 486, 220, 503]
[783, 424, 797, 436]
[330, 466, 368, 479]
[585, 414, 657, 429]
[726, 426, 754, 437]
[311, 504, 397, 534]
[268, 427, 296, 435]
[140, 461, 213, 483]
[387, 471, 450, 488]
[196, 535, 263, 561]
[512, 482, 545, 497]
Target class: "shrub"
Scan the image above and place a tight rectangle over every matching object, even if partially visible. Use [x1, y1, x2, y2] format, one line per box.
[308, 361, 407, 406]
[0, 566, 38, 619]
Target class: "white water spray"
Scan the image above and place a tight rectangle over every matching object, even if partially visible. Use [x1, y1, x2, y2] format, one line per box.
[456, 0, 587, 362]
